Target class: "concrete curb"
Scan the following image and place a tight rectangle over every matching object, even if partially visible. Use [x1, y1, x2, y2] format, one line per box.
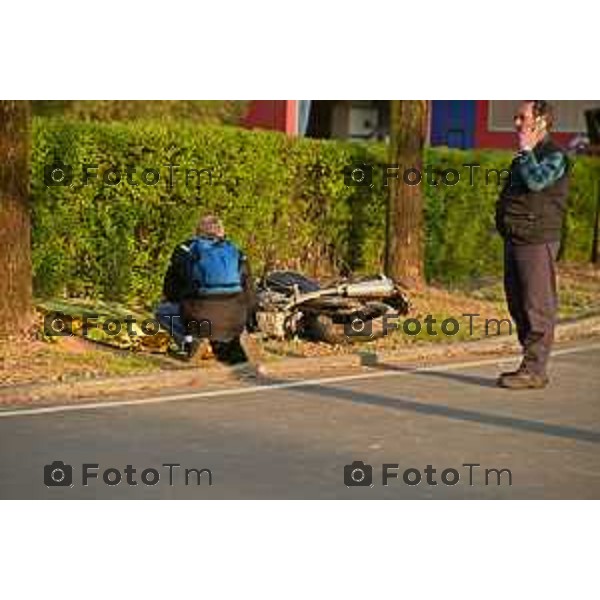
[254, 314, 600, 374]
[2, 314, 600, 408]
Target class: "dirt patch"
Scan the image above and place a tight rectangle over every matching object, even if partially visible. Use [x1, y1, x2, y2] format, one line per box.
[2, 262, 598, 388]
[0, 335, 162, 387]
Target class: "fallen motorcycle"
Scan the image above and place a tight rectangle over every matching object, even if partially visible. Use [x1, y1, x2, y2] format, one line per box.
[253, 271, 410, 344]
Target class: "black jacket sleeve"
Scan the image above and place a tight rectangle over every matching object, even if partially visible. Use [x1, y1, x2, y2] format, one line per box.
[238, 253, 257, 329]
[163, 239, 194, 302]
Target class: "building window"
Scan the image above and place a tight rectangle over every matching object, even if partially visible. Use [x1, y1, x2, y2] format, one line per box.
[488, 100, 600, 133]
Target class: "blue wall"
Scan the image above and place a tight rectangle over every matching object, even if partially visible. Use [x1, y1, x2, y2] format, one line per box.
[430, 100, 476, 149]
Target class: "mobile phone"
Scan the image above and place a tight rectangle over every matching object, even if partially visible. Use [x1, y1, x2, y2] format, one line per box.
[533, 116, 547, 133]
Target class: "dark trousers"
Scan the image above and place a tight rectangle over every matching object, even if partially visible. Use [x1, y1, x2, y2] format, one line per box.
[155, 301, 188, 345]
[503, 240, 560, 375]
[182, 295, 251, 365]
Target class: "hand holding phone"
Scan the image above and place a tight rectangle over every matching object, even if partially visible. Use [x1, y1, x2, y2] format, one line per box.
[533, 115, 547, 134]
[519, 116, 546, 150]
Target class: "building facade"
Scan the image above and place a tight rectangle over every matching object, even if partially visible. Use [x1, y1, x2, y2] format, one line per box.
[243, 100, 600, 149]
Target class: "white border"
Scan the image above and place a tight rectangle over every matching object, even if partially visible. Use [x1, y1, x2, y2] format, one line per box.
[1, 2, 598, 596]
[1, 1, 597, 99]
[1, 502, 597, 599]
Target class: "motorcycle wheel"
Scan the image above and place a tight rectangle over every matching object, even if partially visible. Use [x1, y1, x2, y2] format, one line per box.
[303, 301, 395, 345]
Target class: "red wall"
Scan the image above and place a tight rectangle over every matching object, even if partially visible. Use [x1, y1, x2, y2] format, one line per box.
[243, 100, 297, 135]
[245, 100, 577, 149]
[474, 100, 573, 149]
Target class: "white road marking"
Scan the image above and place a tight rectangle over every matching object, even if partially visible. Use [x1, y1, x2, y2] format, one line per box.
[1, 342, 599, 419]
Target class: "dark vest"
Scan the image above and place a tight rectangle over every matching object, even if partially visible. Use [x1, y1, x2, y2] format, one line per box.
[495, 137, 569, 245]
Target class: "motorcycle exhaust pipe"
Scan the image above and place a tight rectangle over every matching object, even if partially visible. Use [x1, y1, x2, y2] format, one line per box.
[285, 275, 397, 310]
[337, 275, 395, 297]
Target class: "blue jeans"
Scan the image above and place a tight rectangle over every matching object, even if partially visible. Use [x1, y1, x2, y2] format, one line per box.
[155, 301, 188, 345]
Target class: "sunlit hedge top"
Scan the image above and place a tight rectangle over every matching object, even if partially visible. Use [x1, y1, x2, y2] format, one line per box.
[30, 119, 599, 303]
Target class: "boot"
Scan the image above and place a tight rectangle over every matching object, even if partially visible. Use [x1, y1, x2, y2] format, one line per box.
[497, 369, 548, 389]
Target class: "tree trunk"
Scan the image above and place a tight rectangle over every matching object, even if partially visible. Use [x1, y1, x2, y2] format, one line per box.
[0, 101, 33, 338]
[592, 178, 600, 265]
[385, 100, 429, 289]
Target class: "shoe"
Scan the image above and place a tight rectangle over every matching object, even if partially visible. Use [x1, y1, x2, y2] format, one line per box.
[167, 343, 190, 360]
[167, 337, 202, 361]
[182, 338, 202, 361]
[497, 370, 548, 389]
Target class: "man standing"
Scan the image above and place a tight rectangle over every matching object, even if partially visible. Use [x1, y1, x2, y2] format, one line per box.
[495, 101, 569, 389]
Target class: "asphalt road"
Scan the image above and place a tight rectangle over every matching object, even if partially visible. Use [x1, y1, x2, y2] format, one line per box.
[1, 341, 599, 499]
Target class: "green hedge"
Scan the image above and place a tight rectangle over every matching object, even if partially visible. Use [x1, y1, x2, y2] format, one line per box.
[421, 148, 600, 283]
[30, 119, 600, 303]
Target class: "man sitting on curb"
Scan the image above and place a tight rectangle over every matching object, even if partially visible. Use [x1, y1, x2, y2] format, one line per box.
[156, 214, 256, 363]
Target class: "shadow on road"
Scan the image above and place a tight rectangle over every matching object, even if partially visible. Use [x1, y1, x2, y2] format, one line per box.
[250, 370, 600, 445]
[371, 361, 500, 389]
[414, 371, 498, 388]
